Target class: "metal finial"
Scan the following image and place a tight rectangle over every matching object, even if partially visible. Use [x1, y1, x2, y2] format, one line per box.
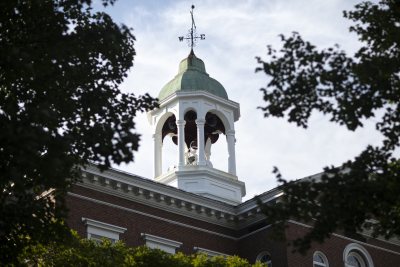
[178, 5, 205, 50]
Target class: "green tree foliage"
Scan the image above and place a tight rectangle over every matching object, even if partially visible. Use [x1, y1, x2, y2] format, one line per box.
[0, 0, 157, 263]
[256, 0, 400, 252]
[17, 233, 267, 267]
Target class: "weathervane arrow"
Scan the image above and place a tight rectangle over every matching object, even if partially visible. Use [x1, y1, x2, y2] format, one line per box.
[178, 5, 205, 50]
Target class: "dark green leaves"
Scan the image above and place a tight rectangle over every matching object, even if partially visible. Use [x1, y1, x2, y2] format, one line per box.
[0, 0, 157, 263]
[19, 233, 266, 267]
[257, 32, 369, 131]
[257, 0, 400, 253]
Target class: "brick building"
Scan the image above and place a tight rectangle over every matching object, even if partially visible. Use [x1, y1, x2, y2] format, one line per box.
[67, 50, 400, 266]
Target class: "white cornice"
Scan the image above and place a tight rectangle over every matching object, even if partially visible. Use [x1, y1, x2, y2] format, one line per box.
[70, 192, 237, 240]
[83, 166, 236, 210]
[141, 233, 182, 248]
[77, 181, 238, 229]
[194, 247, 229, 257]
[82, 217, 127, 233]
[78, 165, 281, 229]
[79, 167, 240, 229]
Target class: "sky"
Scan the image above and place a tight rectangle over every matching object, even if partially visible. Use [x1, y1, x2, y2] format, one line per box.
[97, 0, 383, 201]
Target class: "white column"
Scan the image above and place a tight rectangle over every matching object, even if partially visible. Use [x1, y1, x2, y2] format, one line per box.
[196, 119, 206, 166]
[153, 133, 162, 177]
[226, 130, 236, 175]
[176, 120, 186, 168]
[205, 138, 212, 161]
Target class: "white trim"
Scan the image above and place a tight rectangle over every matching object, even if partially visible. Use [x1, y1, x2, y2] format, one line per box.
[77, 181, 239, 229]
[141, 233, 182, 254]
[141, 233, 182, 248]
[313, 251, 329, 267]
[82, 218, 127, 234]
[343, 243, 374, 267]
[82, 167, 237, 214]
[78, 182, 237, 227]
[82, 217, 126, 241]
[194, 247, 229, 257]
[80, 165, 285, 229]
[70, 192, 236, 240]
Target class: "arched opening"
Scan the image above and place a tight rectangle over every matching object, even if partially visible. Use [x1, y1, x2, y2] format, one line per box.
[160, 110, 200, 168]
[158, 109, 233, 173]
[313, 251, 329, 267]
[184, 110, 198, 148]
[160, 114, 178, 173]
[343, 243, 374, 267]
[183, 110, 198, 165]
[204, 111, 228, 171]
[161, 110, 199, 149]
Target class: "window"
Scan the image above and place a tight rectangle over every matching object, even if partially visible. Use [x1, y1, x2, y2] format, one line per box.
[194, 247, 229, 257]
[343, 243, 374, 267]
[256, 251, 272, 267]
[313, 251, 329, 267]
[347, 252, 366, 267]
[141, 233, 182, 254]
[82, 217, 127, 243]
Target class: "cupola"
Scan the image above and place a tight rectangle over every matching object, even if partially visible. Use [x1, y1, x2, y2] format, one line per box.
[147, 6, 245, 205]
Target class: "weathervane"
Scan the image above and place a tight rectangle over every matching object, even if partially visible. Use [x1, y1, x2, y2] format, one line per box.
[179, 5, 205, 49]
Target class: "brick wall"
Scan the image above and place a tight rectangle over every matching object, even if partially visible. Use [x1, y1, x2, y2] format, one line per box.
[66, 185, 400, 266]
[285, 222, 400, 267]
[66, 185, 237, 255]
[237, 226, 288, 267]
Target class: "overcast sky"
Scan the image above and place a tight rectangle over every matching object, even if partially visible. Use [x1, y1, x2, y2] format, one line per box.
[99, 0, 383, 201]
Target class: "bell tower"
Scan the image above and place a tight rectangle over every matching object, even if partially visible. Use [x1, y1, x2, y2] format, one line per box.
[147, 6, 245, 205]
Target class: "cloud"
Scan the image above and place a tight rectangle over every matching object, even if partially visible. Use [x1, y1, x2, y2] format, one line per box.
[107, 0, 381, 201]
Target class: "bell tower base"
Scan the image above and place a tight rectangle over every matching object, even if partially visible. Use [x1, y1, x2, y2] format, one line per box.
[155, 166, 245, 205]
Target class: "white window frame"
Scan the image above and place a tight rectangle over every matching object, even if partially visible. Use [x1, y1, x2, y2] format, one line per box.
[313, 251, 329, 267]
[82, 217, 127, 242]
[194, 247, 229, 257]
[256, 251, 272, 266]
[343, 243, 374, 267]
[141, 233, 182, 254]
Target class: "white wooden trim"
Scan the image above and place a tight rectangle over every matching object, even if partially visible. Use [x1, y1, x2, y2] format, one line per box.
[343, 243, 374, 267]
[313, 251, 329, 267]
[141, 233, 182, 254]
[82, 217, 126, 241]
[194, 247, 229, 257]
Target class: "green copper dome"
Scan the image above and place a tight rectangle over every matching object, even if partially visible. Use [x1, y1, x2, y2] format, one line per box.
[158, 50, 228, 101]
